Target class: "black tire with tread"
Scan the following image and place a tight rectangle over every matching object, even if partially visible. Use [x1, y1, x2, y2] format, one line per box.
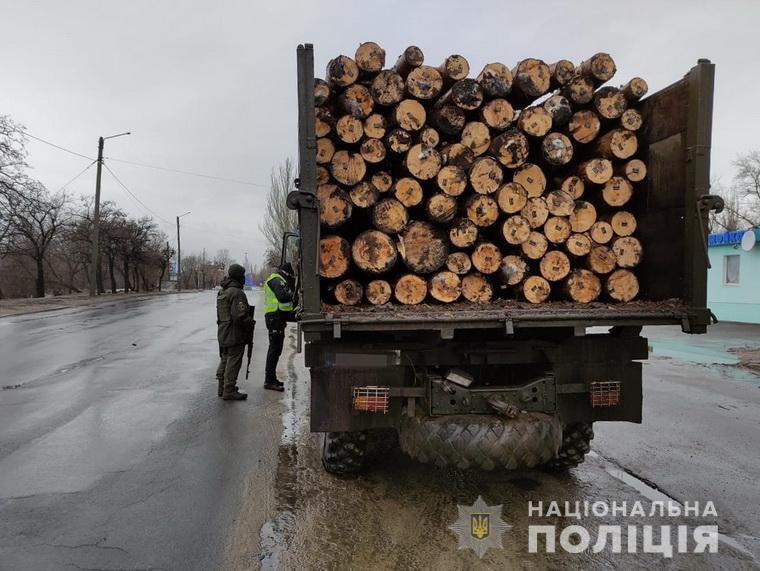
[544, 422, 594, 471]
[321, 431, 367, 475]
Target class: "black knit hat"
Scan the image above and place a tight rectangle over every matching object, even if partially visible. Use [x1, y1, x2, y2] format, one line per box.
[228, 263, 245, 282]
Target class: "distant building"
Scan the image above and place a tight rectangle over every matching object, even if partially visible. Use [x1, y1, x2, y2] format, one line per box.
[707, 228, 760, 323]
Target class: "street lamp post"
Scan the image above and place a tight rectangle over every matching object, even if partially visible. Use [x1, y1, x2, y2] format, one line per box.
[176, 211, 191, 291]
[89, 131, 131, 297]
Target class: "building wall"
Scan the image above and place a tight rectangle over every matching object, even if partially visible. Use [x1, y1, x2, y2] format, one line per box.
[707, 239, 760, 324]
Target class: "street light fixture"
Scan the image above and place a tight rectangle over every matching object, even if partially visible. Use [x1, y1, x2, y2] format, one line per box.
[89, 131, 132, 297]
[176, 212, 191, 291]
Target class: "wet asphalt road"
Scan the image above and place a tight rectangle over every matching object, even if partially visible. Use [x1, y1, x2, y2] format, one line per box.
[1, 295, 759, 569]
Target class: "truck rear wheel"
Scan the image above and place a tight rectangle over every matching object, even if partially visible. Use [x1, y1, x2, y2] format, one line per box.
[544, 422, 594, 471]
[399, 413, 562, 471]
[321, 431, 367, 475]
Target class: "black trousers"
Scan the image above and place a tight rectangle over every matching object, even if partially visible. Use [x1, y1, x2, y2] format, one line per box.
[265, 314, 285, 383]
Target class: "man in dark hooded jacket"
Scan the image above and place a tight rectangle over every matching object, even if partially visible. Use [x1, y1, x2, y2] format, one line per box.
[215, 263, 253, 400]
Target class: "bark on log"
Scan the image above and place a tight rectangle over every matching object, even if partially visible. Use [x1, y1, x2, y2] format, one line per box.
[446, 251, 472, 275]
[335, 279, 364, 305]
[462, 272, 494, 302]
[476, 63, 513, 98]
[521, 197, 549, 229]
[621, 77, 648, 102]
[618, 158, 647, 182]
[499, 254, 527, 286]
[426, 193, 458, 224]
[569, 200, 597, 232]
[406, 144, 442, 180]
[568, 110, 601, 144]
[549, 60, 576, 88]
[461, 121, 491, 156]
[394, 99, 426, 131]
[352, 229, 398, 274]
[540, 250, 571, 282]
[546, 190, 575, 216]
[523, 275, 551, 304]
[497, 182, 528, 214]
[542, 95, 573, 127]
[542, 132, 574, 166]
[386, 128, 413, 153]
[577, 158, 613, 184]
[565, 269, 601, 303]
[360, 138, 386, 163]
[316, 165, 330, 185]
[372, 198, 409, 234]
[393, 177, 424, 207]
[315, 107, 334, 138]
[314, 78, 330, 106]
[371, 171, 393, 193]
[363, 113, 388, 138]
[436, 165, 468, 196]
[521, 231, 549, 260]
[319, 235, 351, 278]
[578, 53, 616, 85]
[370, 70, 405, 106]
[392, 46, 424, 78]
[441, 143, 476, 170]
[437, 55, 470, 82]
[544, 216, 572, 244]
[589, 221, 613, 244]
[592, 86, 627, 120]
[330, 150, 366, 185]
[355, 41, 386, 73]
[366, 279, 393, 305]
[605, 269, 639, 302]
[559, 175, 585, 199]
[480, 98, 515, 130]
[398, 220, 449, 273]
[611, 236, 643, 268]
[620, 109, 643, 132]
[394, 274, 427, 304]
[419, 126, 440, 148]
[466, 195, 500, 227]
[566, 233, 593, 257]
[587, 245, 617, 274]
[601, 176, 634, 207]
[316, 137, 335, 164]
[336, 115, 364, 144]
[326, 55, 360, 87]
[607, 211, 637, 236]
[490, 129, 530, 168]
[429, 106, 466, 136]
[517, 107, 552, 137]
[449, 217, 478, 248]
[340, 84, 374, 119]
[318, 184, 352, 227]
[429, 271, 462, 303]
[511, 59, 551, 104]
[469, 157, 503, 194]
[406, 65, 444, 100]
[562, 75, 595, 105]
[437, 79, 483, 111]
[349, 181, 379, 208]
[594, 129, 638, 160]
[501, 214, 531, 244]
[471, 242, 502, 275]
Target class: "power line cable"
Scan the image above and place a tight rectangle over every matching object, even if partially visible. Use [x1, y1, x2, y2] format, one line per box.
[56, 160, 98, 192]
[21, 131, 95, 161]
[105, 156, 270, 188]
[102, 162, 174, 227]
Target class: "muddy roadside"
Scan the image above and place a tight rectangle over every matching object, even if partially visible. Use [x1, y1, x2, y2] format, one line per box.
[729, 346, 760, 375]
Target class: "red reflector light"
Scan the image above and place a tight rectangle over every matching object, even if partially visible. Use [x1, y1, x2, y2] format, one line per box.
[590, 381, 621, 407]
[352, 386, 390, 413]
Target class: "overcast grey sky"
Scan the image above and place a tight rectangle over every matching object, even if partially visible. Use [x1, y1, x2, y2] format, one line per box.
[2, 0, 758, 265]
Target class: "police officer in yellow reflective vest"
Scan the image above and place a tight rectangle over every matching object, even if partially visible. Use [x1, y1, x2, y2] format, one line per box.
[263, 262, 295, 392]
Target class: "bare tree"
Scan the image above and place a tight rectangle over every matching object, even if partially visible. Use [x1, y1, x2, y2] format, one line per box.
[0, 115, 29, 249]
[214, 248, 231, 273]
[260, 158, 297, 256]
[732, 151, 760, 226]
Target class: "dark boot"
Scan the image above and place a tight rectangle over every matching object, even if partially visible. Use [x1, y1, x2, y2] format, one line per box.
[223, 388, 248, 400]
[264, 380, 284, 392]
[217, 379, 224, 397]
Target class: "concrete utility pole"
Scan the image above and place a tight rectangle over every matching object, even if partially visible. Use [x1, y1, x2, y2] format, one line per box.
[176, 212, 191, 291]
[89, 131, 130, 297]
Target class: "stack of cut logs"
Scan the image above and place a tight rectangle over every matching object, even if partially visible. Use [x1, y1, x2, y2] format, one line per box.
[316, 43, 647, 306]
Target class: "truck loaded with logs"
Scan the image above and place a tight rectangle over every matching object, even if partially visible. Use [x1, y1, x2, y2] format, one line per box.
[285, 43, 723, 473]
